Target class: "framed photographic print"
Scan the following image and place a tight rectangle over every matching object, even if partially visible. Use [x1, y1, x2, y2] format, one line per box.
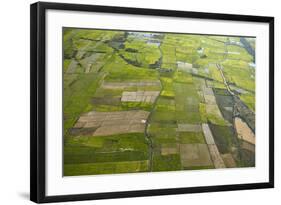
[30, 1, 274, 203]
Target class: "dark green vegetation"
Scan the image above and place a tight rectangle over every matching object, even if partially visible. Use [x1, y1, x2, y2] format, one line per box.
[63, 28, 256, 176]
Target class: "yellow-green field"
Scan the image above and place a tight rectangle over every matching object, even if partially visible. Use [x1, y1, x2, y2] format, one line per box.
[63, 28, 256, 176]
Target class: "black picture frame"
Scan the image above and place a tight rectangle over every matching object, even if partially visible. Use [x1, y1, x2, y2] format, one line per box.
[30, 1, 274, 203]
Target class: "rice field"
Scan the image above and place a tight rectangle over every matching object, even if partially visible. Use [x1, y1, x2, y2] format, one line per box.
[63, 28, 256, 176]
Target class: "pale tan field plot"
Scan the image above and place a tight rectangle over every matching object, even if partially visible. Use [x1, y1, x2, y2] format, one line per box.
[74, 110, 150, 136]
[234, 117, 255, 145]
[180, 144, 213, 168]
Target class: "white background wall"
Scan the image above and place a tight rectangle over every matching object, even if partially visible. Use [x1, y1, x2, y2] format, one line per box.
[0, 0, 279, 204]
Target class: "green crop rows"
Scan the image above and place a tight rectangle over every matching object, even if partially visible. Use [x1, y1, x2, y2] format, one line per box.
[63, 28, 256, 176]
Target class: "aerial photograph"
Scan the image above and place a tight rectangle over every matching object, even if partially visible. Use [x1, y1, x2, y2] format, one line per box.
[63, 28, 256, 176]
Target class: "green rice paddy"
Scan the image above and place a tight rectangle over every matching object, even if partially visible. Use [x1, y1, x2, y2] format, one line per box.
[63, 28, 256, 176]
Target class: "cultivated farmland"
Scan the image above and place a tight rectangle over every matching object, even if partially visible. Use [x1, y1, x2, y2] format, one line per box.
[63, 28, 255, 176]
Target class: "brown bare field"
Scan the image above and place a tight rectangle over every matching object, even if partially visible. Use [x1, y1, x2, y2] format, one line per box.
[121, 91, 160, 103]
[234, 117, 255, 145]
[74, 110, 149, 136]
[102, 81, 161, 89]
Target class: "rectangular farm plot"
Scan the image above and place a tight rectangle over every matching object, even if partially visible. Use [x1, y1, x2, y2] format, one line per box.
[155, 97, 176, 112]
[73, 110, 149, 136]
[180, 144, 213, 169]
[64, 160, 149, 176]
[121, 91, 160, 103]
[173, 82, 202, 124]
[161, 143, 179, 156]
[178, 132, 205, 144]
[234, 117, 255, 145]
[177, 124, 202, 132]
[102, 80, 161, 90]
[202, 123, 226, 168]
